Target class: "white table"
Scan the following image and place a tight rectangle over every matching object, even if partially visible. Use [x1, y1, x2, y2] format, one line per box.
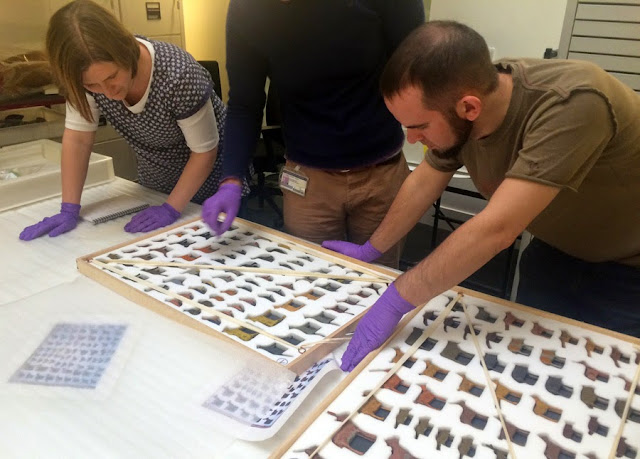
[0, 179, 201, 306]
[0, 178, 345, 458]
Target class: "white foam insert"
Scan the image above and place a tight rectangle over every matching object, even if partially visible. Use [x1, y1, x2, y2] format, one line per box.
[92, 219, 389, 368]
[283, 292, 640, 458]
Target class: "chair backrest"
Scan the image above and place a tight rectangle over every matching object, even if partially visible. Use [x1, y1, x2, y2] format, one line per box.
[261, 83, 286, 166]
[265, 83, 282, 127]
[198, 60, 223, 99]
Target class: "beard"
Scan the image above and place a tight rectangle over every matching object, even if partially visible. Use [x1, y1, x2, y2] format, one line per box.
[430, 111, 473, 160]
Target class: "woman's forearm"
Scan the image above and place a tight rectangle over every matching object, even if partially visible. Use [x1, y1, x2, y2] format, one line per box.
[166, 149, 217, 212]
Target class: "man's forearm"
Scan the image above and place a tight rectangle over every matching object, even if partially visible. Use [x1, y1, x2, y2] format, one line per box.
[370, 161, 453, 253]
[167, 150, 217, 212]
[395, 210, 516, 305]
[395, 176, 562, 306]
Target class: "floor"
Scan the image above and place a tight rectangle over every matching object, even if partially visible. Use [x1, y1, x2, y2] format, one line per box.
[242, 190, 519, 300]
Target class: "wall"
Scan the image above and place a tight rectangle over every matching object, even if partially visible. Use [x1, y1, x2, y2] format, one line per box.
[182, 0, 431, 103]
[182, 0, 230, 101]
[0, 0, 566, 96]
[430, 0, 568, 59]
[0, 1, 121, 58]
[410, 0, 569, 223]
[0, 1, 51, 57]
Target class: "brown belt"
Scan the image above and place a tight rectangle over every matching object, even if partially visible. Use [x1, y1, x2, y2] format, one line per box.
[335, 152, 402, 173]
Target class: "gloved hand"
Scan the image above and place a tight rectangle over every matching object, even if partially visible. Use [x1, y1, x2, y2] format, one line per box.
[321, 240, 382, 263]
[202, 183, 242, 236]
[19, 202, 81, 241]
[341, 283, 415, 372]
[124, 203, 180, 233]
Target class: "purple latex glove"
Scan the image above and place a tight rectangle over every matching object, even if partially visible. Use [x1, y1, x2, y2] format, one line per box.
[321, 240, 382, 263]
[202, 183, 242, 236]
[341, 283, 415, 372]
[124, 203, 180, 233]
[19, 202, 81, 241]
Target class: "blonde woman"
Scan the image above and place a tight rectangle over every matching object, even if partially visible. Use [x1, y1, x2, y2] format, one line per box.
[20, 0, 247, 240]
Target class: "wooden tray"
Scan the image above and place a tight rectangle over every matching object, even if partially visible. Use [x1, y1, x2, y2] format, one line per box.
[273, 287, 640, 458]
[77, 216, 399, 374]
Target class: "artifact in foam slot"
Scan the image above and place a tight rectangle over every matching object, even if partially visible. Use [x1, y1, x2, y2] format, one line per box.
[275, 290, 640, 458]
[0, 113, 46, 129]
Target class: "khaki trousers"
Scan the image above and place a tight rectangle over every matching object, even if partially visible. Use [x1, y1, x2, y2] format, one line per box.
[280, 153, 410, 269]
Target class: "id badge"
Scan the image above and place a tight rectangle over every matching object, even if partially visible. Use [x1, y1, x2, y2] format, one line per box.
[279, 166, 309, 197]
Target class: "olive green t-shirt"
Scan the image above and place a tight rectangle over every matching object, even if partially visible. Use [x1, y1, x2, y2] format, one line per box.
[426, 58, 640, 266]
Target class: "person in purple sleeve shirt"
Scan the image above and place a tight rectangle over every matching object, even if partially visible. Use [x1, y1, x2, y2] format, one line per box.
[20, 0, 247, 241]
[201, 0, 424, 269]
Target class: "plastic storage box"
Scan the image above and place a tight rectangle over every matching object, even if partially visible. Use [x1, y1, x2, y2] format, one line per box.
[0, 139, 115, 212]
[0, 106, 66, 147]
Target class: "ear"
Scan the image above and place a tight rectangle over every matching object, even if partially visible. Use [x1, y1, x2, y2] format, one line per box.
[455, 96, 482, 122]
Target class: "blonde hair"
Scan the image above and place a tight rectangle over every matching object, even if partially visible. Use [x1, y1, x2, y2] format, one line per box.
[46, 0, 140, 122]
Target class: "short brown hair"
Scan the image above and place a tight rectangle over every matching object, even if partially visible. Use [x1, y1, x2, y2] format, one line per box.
[46, 0, 140, 122]
[380, 21, 498, 111]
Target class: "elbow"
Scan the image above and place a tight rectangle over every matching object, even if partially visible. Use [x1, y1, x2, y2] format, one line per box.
[476, 212, 522, 254]
[209, 146, 219, 165]
[496, 231, 519, 253]
[492, 221, 522, 253]
[187, 149, 217, 176]
[206, 155, 217, 173]
[200, 147, 218, 170]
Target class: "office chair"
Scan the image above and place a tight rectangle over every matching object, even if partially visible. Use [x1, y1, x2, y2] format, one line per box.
[198, 61, 284, 227]
[248, 84, 285, 228]
[197, 60, 223, 99]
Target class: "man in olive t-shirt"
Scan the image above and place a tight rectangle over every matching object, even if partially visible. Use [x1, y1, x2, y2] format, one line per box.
[321, 20, 640, 372]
